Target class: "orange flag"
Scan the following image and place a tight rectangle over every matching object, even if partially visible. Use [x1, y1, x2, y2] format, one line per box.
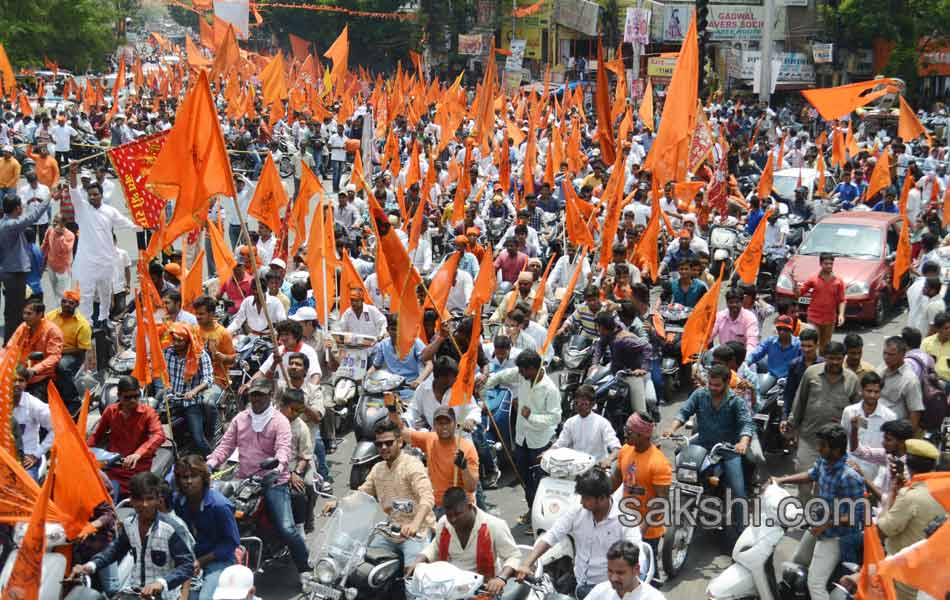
[181, 249, 205, 309]
[594, 40, 616, 165]
[865, 146, 891, 202]
[0, 43, 14, 96]
[635, 199, 661, 282]
[424, 252, 462, 320]
[260, 51, 288, 105]
[289, 165, 320, 258]
[148, 70, 235, 245]
[831, 126, 846, 168]
[815, 149, 827, 197]
[207, 219, 236, 288]
[876, 518, 950, 600]
[898, 96, 927, 143]
[248, 153, 289, 234]
[323, 25, 349, 92]
[468, 244, 497, 313]
[304, 196, 335, 325]
[47, 383, 114, 537]
[758, 152, 774, 199]
[801, 78, 900, 121]
[0, 327, 27, 455]
[212, 24, 241, 80]
[893, 216, 910, 291]
[289, 33, 311, 62]
[76, 389, 92, 445]
[449, 309, 482, 407]
[734, 209, 772, 284]
[637, 77, 655, 131]
[187, 36, 212, 68]
[542, 248, 588, 354]
[3, 448, 56, 600]
[376, 217, 423, 358]
[680, 270, 724, 363]
[845, 121, 859, 158]
[565, 181, 595, 248]
[856, 525, 897, 600]
[132, 292, 153, 387]
[405, 141, 422, 190]
[531, 254, 556, 315]
[199, 17, 214, 48]
[338, 252, 374, 315]
[18, 92, 32, 117]
[644, 11, 698, 187]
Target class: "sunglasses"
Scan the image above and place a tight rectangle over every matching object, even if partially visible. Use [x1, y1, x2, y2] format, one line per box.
[374, 439, 397, 448]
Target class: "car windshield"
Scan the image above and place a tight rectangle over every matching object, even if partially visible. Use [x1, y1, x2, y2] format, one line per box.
[798, 223, 882, 258]
[774, 175, 811, 200]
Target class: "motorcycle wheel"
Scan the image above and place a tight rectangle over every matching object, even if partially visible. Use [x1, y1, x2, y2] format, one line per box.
[661, 522, 695, 578]
[663, 373, 676, 404]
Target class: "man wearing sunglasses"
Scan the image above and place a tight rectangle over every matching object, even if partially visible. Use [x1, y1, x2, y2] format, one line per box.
[87, 375, 166, 500]
[325, 419, 435, 566]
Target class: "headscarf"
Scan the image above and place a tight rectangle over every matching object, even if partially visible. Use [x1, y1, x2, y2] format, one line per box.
[625, 412, 654, 436]
[168, 322, 201, 380]
[62, 289, 80, 302]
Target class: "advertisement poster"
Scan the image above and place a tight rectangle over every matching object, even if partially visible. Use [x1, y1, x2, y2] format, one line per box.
[707, 5, 787, 41]
[555, 0, 601, 36]
[506, 39, 527, 71]
[812, 43, 833, 63]
[661, 5, 694, 41]
[458, 34, 486, 56]
[624, 8, 652, 45]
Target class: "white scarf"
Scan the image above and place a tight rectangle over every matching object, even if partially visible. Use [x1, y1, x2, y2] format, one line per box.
[250, 405, 275, 433]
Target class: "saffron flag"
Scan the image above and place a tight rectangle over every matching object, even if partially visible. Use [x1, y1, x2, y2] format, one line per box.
[375, 217, 423, 358]
[635, 194, 662, 281]
[865, 146, 891, 202]
[565, 181, 595, 248]
[542, 248, 588, 354]
[289, 33, 311, 62]
[857, 525, 896, 600]
[132, 292, 153, 387]
[323, 25, 349, 92]
[424, 252, 462, 320]
[247, 153, 289, 235]
[107, 131, 170, 229]
[211, 24, 241, 80]
[734, 209, 772, 284]
[47, 383, 113, 537]
[531, 255, 556, 316]
[0, 327, 27, 456]
[680, 270, 723, 363]
[758, 153, 774, 200]
[2, 448, 56, 600]
[449, 310, 482, 408]
[898, 96, 927, 143]
[0, 43, 15, 96]
[594, 40, 616, 165]
[207, 219, 236, 291]
[468, 245, 497, 313]
[893, 214, 911, 291]
[337, 252, 374, 315]
[148, 70, 235, 245]
[260, 51, 289, 105]
[180, 249, 205, 309]
[801, 78, 901, 121]
[876, 519, 950, 600]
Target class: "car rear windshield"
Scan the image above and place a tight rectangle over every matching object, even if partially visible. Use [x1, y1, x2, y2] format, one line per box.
[798, 223, 882, 258]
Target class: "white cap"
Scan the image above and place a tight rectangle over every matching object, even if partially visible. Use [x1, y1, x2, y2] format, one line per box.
[1, 145, 12, 153]
[345, 183, 357, 193]
[212, 565, 254, 600]
[290, 306, 318, 322]
[268, 258, 286, 270]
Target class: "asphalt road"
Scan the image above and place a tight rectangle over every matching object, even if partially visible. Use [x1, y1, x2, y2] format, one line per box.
[2, 176, 908, 599]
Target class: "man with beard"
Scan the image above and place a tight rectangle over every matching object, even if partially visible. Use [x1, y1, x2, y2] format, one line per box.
[783, 341, 860, 501]
[590, 311, 653, 415]
[47, 289, 91, 410]
[582, 541, 665, 599]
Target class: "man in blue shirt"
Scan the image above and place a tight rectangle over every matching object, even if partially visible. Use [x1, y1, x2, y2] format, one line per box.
[773, 424, 865, 600]
[174, 454, 241, 600]
[369, 314, 427, 400]
[664, 364, 756, 532]
[672, 260, 707, 308]
[871, 187, 899, 213]
[0, 194, 51, 343]
[745, 197, 765, 235]
[832, 174, 861, 208]
[660, 231, 697, 276]
[746, 315, 802, 379]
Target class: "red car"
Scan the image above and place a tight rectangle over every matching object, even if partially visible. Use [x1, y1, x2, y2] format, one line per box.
[775, 211, 906, 325]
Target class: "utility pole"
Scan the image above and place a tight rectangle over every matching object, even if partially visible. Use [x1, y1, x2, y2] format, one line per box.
[758, 0, 774, 103]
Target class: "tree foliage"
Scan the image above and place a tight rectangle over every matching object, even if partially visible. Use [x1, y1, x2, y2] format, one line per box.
[0, 0, 119, 72]
[820, 0, 950, 96]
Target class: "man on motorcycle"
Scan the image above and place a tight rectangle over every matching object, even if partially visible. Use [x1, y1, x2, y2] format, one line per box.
[337, 287, 387, 340]
[47, 289, 91, 410]
[369, 314, 428, 395]
[745, 314, 802, 380]
[12, 365, 53, 481]
[790, 186, 815, 222]
[710, 288, 760, 354]
[516, 469, 641, 599]
[227, 276, 288, 337]
[783, 328, 823, 419]
[408, 486, 522, 595]
[771, 424, 866, 600]
[664, 364, 755, 525]
[327, 419, 436, 565]
[671, 259, 706, 308]
[491, 271, 548, 325]
[658, 231, 696, 276]
[207, 378, 312, 584]
[246, 319, 321, 390]
[583, 541, 664, 600]
[494, 236, 529, 284]
[549, 242, 592, 298]
[159, 322, 214, 457]
[405, 355, 479, 431]
[172, 455, 241, 600]
[558, 285, 612, 339]
[548, 384, 621, 467]
[69, 471, 196, 600]
[14, 298, 63, 402]
[591, 311, 654, 415]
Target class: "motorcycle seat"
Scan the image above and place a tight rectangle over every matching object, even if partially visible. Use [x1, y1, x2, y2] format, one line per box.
[364, 546, 401, 565]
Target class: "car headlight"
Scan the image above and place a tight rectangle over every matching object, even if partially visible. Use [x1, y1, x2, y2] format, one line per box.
[315, 558, 339, 584]
[776, 274, 794, 292]
[845, 281, 869, 297]
[677, 468, 699, 483]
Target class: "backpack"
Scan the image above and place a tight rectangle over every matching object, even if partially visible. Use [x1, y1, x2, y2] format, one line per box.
[906, 354, 948, 431]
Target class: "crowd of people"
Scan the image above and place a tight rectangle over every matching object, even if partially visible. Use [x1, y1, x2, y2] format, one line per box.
[2, 22, 950, 600]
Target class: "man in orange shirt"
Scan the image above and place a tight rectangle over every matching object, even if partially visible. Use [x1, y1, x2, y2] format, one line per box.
[192, 295, 237, 419]
[40, 214, 74, 304]
[398, 405, 479, 518]
[27, 144, 60, 190]
[15, 297, 64, 402]
[612, 412, 672, 569]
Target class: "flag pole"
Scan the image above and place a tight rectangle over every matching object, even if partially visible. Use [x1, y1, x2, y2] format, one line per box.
[226, 193, 290, 383]
[318, 199, 331, 365]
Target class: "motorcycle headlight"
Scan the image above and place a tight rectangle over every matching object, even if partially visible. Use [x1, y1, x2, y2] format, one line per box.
[564, 350, 584, 369]
[677, 468, 699, 483]
[776, 273, 795, 292]
[315, 558, 339, 584]
[845, 281, 869, 297]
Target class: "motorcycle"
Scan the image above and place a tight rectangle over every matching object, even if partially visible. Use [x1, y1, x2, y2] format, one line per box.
[585, 365, 644, 439]
[709, 226, 747, 279]
[487, 216, 508, 247]
[349, 369, 407, 490]
[329, 331, 377, 450]
[657, 303, 693, 403]
[753, 364, 791, 456]
[304, 492, 423, 600]
[707, 484, 856, 600]
[480, 384, 514, 485]
[660, 434, 760, 579]
[406, 561, 571, 600]
[554, 330, 595, 416]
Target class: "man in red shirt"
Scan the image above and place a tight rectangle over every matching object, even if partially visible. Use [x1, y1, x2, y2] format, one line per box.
[494, 237, 529, 284]
[798, 253, 845, 353]
[216, 254, 254, 315]
[87, 375, 166, 499]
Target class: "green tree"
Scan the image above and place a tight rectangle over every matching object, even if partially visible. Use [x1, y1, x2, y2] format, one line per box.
[0, 0, 119, 71]
[820, 0, 950, 99]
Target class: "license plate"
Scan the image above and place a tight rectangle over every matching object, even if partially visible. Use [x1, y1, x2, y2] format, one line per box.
[309, 583, 342, 600]
[800, 296, 812, 305]
[674, 481, 704, 495]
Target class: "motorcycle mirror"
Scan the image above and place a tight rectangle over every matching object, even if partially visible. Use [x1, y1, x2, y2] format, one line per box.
[259, 457, 279, 471]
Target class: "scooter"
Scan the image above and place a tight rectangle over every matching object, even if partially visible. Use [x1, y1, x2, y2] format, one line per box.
[657, 303, 693, 403]
[404, 558, 572, 600]
[706, 484, 856, 600]
[349, 369, 407, 490]
[709, 225, 747, 278]
[753, 365, 790, 456]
